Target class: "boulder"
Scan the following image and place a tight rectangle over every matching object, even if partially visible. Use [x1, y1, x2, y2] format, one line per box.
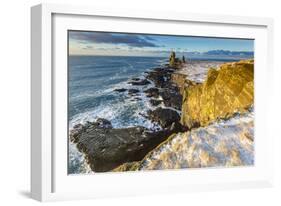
[96, 118, 112, 129]
[181, 59, 254, 128]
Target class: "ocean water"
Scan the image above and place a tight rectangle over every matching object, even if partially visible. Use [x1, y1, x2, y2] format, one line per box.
[68, 55, 167, 174]
[68, 55, 168, 129]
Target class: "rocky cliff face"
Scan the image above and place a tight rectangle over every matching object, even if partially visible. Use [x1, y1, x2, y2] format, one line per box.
[171, 73, 188, 95]
[181, 60, 254, 128]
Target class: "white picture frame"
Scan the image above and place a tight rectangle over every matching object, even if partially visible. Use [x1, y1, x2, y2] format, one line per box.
[31, 3, 274, 202]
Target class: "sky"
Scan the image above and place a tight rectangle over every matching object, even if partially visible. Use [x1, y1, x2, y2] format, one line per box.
[68, 31, 254, 57]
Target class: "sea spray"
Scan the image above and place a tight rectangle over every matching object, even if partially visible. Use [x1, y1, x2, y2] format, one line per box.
[68, 56, 166, 173]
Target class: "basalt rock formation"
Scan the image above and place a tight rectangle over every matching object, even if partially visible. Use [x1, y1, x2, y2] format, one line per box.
[147, 107, 181, 128]
[145, 67, 183, 110]
[70, 118, 183, 172]
[169, 51, 185, 68]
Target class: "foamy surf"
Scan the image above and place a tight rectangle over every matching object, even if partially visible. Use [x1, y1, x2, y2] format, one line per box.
[68, 59, 164, 174]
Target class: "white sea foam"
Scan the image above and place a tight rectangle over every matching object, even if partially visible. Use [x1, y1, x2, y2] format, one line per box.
[68, 142, 93, 174]
[69, 93, 160, 130]
[68, 78, 161, 174]
[68, 57, 167, 174]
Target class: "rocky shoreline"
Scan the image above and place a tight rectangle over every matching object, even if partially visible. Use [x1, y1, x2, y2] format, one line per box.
[69, 53, 255, 173]
[69, 55, 188, 172]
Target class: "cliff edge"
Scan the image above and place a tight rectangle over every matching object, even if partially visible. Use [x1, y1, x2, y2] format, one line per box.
[181, 59, 254, 128]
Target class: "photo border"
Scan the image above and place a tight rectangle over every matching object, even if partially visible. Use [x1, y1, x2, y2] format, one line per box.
[31, 3, 274, 201]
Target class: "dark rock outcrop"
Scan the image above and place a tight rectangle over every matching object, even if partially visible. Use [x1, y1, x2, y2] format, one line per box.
[147, 107, 180, 128]
[145, 67, 183, 110]
[96, 118, 113, 129]
[114, 88, 127, 92]
[159, 88, 182, 110]
[70, 119, 178, 172]
[131, 77, 140, 81]
[144, 87, 159, 98]
[128, 79, 150, 86]
[169, 51, 184, 69]
[146, 68, 173, 88]
[150, 99, 162, 106]
[128, 89, 140, 95]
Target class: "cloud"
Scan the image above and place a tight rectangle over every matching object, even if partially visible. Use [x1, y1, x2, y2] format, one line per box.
[69, 31, 159, 48]
[82, 45, 93, 50]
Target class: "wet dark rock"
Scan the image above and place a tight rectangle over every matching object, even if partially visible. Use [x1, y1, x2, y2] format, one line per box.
[144, 67, 183, 110]
[70, 120, 177, 172]
[114, 88, 127, 92]
[145, 67, 174, 88]
[128, 79, 150, 86]
[146, 72, 166, 88]
[144, 87, 159, 98]
[131, 77, 140, 81]
[70, 124, 84, 142]
[147, 107, 181, 128]
[160, 89, 183, 110]
[96, 118, 112, 129]
[150, 99, 162, 106]
[128, 89, 140, 95]
[73, 123, 83, 129]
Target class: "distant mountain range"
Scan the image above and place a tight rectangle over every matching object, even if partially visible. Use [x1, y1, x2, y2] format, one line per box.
[185, 50, 254, 57]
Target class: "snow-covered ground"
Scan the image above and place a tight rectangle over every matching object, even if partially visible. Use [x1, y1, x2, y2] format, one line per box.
[138, 111, 254, 170]
[178, 61, 225, 83]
